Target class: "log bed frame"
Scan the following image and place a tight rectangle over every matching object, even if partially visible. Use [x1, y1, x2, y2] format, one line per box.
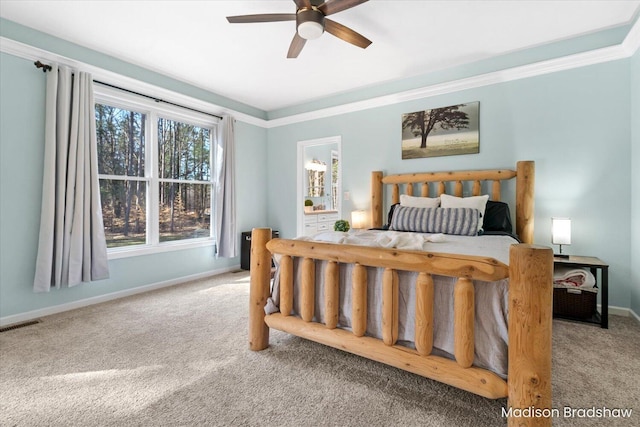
[249, 161, 553, 427]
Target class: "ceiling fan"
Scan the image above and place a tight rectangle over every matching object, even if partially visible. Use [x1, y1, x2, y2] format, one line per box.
[226, 0, 372, 58]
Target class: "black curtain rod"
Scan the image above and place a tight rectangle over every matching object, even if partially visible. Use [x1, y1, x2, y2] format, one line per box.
[34, 60, 224, 120]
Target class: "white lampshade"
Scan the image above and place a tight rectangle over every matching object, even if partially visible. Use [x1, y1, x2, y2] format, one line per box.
[551, 217, 571, 245]
[351, 210, 367, 229]
[298, 21, 324, 40]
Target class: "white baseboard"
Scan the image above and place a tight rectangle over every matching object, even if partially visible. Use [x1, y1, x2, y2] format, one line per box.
[600, 304, 632, 317]
[596, 304, 640, 325]
[0, 265, 242, 327]
[597, 304, 638, 318]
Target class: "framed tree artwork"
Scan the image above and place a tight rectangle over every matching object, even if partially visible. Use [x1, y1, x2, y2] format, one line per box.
[401, 102, 479, 159]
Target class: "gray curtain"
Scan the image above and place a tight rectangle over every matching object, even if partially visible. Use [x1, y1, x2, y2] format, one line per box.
[33, 65, 109, 292]
[214, 115, 237, 258]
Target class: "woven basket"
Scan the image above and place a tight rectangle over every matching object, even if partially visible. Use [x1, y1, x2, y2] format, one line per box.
[553, 287, 597, 319]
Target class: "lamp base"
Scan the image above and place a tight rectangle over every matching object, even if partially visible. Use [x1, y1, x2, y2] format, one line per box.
[554, 253, 570, 259]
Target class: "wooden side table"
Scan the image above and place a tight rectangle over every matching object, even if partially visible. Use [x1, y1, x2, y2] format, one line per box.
[553, 255, 609, 328]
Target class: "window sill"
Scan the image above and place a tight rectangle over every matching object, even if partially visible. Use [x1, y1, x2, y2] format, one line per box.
[107, 238, 215, 260]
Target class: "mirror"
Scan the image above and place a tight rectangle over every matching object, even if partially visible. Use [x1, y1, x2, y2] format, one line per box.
[306, 159, 326, 200]
[297, 136, 341, 236]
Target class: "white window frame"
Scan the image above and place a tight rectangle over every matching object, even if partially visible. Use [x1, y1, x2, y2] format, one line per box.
[94, 85, 219, 260]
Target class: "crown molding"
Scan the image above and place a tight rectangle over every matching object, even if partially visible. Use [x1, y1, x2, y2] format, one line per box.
[264, 16, 640, 128]
[0, 37, 269, 128]
[3, 15, 639, 131]
[622, 13, 640, 56]
[265, 42, 635, 128]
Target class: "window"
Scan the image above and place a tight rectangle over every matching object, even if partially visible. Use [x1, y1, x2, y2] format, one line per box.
[94, 87, 217, 257]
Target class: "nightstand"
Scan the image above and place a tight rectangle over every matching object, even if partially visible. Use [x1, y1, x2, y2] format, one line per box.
[553, 255, 609, 328]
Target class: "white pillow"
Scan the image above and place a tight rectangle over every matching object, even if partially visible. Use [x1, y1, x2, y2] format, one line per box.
[440, 194, 489, 232]
[399, 194, 440, 208]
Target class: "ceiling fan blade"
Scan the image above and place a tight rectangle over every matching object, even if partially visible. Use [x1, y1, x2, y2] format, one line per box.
[293, 0, 312, 9]
[319, 0, 368, 16]
[324, 19, 372, 49]
[227, 14, 296, 24]
[287, 33, 307, 58]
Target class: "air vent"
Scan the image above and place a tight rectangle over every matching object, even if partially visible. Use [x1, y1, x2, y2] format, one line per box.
[0, 319, 41, 333]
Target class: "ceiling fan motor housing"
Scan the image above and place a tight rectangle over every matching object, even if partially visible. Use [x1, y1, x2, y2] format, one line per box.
[297, 7, 325, 40]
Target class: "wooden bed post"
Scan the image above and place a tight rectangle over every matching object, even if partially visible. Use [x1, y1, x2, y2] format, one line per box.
[508, 244, 553, 427]
[249, 228, 272, 351]
[516, 161, 535, 244]
[371, 171, 383, 228]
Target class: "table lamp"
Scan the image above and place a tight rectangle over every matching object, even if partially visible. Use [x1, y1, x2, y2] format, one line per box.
[351, 210, 367, 229]
[552, 217, 571, 258]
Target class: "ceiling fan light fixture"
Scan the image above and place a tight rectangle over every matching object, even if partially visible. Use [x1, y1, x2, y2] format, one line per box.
[298, 20, 324, 39]
[296, 7, 325, 40]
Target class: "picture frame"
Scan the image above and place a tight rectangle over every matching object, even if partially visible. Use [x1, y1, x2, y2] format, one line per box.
[401, 102, 479, 159]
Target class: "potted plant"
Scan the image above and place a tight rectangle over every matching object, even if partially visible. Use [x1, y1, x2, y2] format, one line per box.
[304, 199, 314, 213]
[334, 219, 350, 232]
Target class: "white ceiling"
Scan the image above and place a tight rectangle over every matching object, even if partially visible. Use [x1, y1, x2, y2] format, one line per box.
[1, 1, 639, 112]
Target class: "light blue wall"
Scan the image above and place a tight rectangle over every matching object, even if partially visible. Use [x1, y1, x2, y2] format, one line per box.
[1, 17, 637, 320]
[267, 60, 632, 309]
[631, 48, 640, 318]
[0, 51, 269, 319]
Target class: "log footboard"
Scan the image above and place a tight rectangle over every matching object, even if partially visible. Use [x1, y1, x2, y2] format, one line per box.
[265, 312, 509, 399]
[248, 227, 272, 351]
[249, 227, 553, 426]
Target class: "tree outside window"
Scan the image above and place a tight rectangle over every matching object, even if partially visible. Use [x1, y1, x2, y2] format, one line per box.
[95, 100, 215, 251]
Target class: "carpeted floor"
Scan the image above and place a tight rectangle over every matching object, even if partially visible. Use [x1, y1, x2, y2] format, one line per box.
[1, 271, 638, 427]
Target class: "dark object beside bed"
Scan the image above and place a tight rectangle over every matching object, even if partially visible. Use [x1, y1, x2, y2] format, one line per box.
[553, 288, 597, 319]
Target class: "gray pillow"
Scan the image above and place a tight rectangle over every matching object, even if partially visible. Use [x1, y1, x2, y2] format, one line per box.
[389, 206, 480, 236]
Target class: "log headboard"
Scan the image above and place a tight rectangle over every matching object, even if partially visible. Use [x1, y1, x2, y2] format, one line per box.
[370, 160, 535, 244]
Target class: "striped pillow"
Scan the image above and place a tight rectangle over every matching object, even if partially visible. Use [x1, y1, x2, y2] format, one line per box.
[389, 206, 480, 236]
